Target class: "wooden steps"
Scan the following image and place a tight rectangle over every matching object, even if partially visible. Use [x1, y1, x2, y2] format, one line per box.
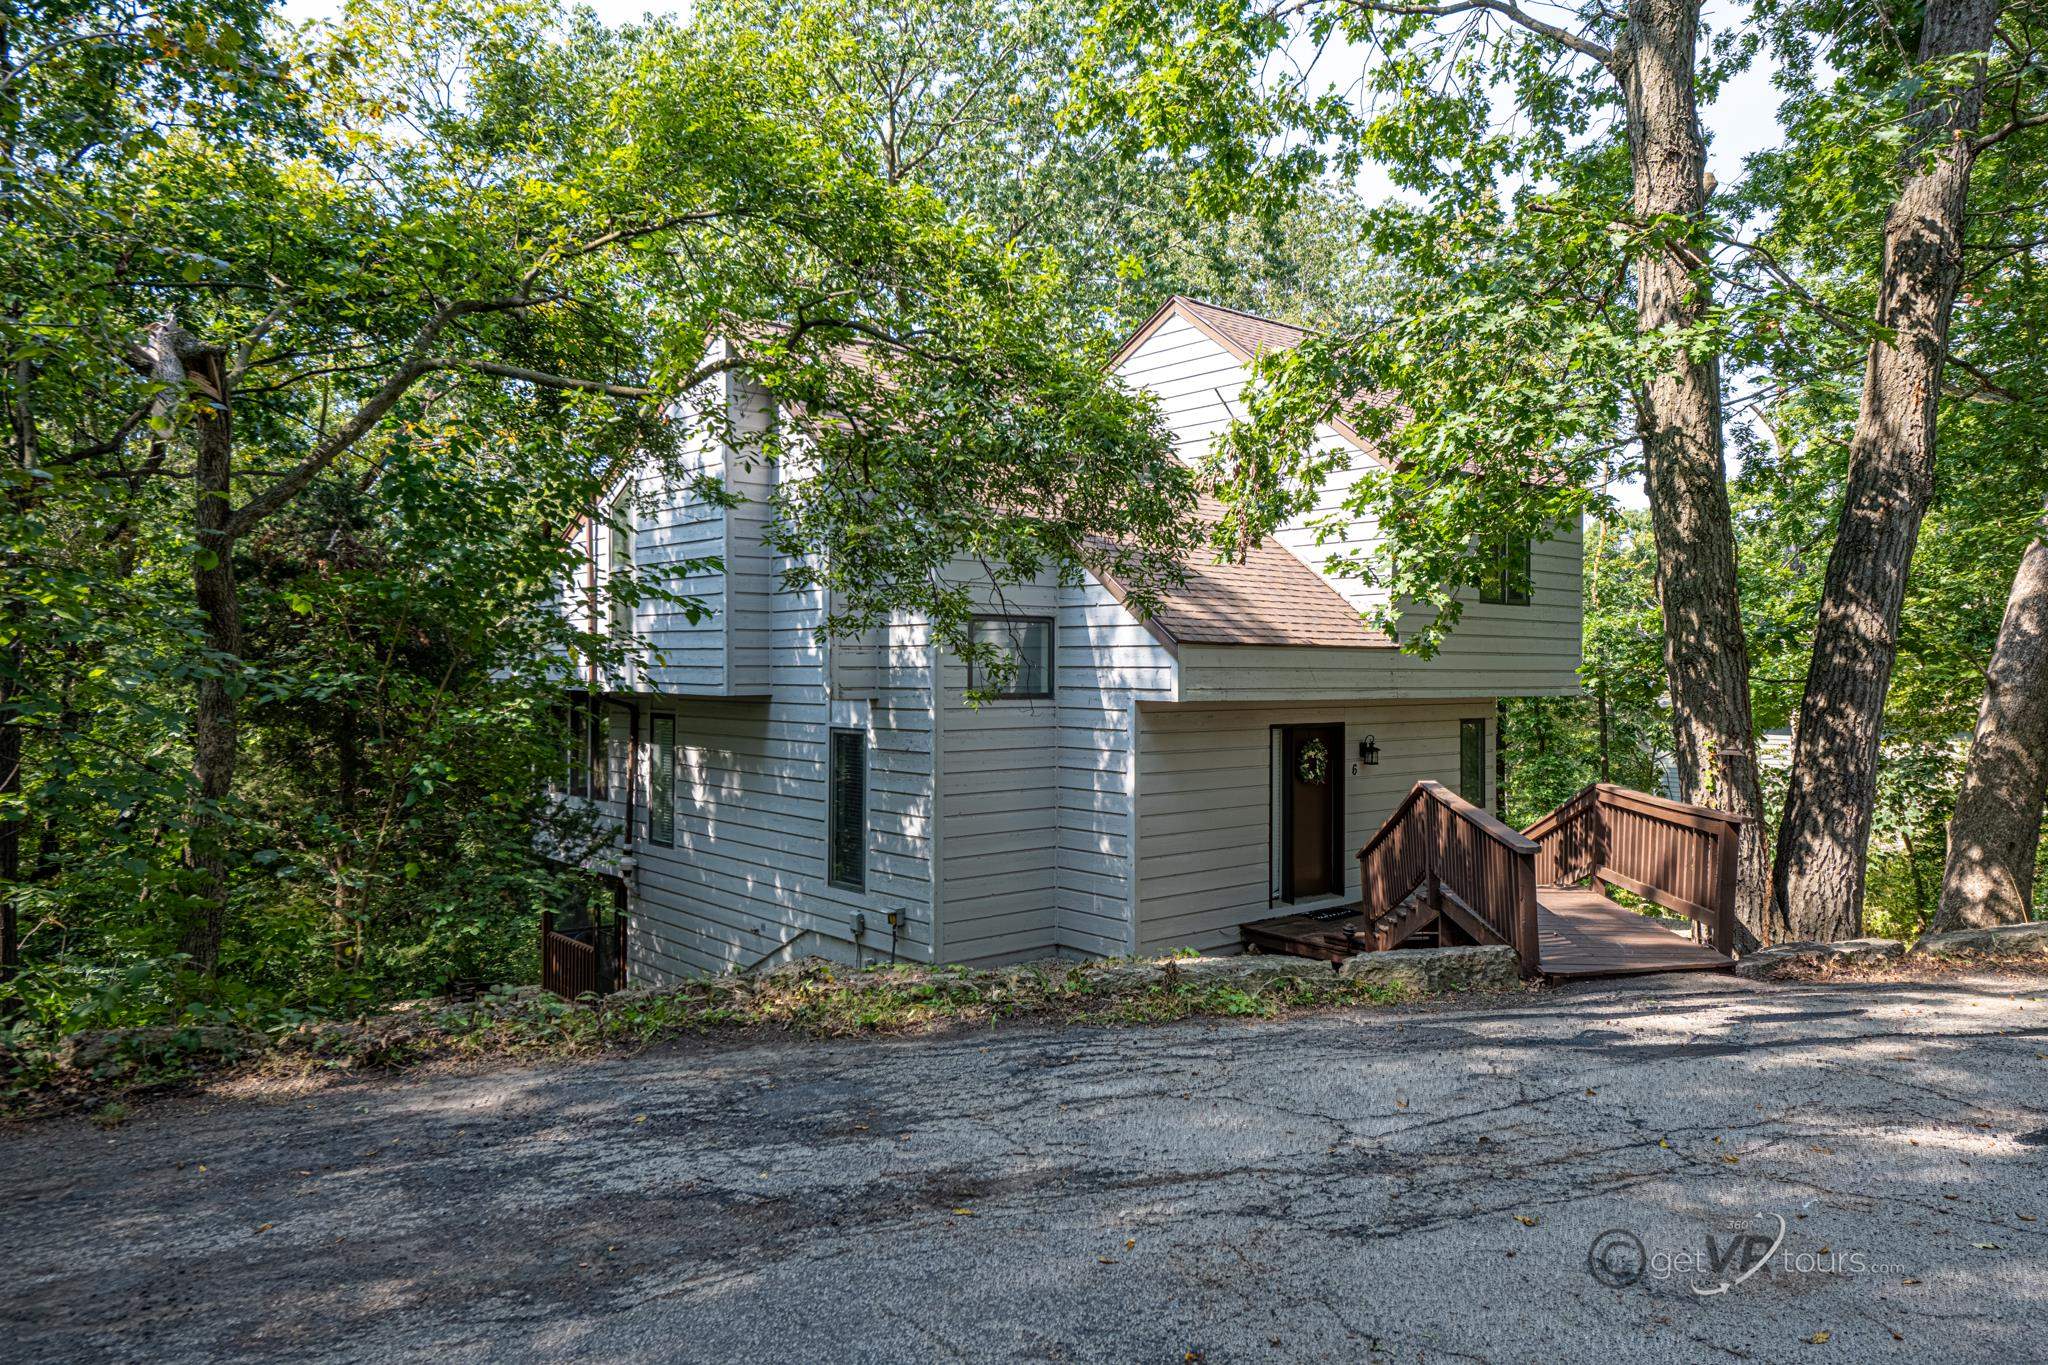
[1242, 783, 1745, 981]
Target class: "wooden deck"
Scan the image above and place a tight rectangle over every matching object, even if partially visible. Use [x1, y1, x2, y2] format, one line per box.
[1532, 887, 1733, 978]
[1242, 889, 1734, 978]
[1246, 781, 1747, 981]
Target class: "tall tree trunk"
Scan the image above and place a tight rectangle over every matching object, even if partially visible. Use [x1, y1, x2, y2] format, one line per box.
[1932, 497, 2048, 931]
[1597, 683, 1611, 782]
[1618, 0, 1771, 944]
[1771, 0, 2002, 941]
[0, 648, 17, 982]
[165, 330, 240, 975]
[1, 20, 24, 983]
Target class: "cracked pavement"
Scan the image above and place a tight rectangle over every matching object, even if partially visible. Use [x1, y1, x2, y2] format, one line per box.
[5, 970, 2047, 1362]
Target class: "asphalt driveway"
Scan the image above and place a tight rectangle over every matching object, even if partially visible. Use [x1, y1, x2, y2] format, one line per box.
[5, 970, 2047, 1363]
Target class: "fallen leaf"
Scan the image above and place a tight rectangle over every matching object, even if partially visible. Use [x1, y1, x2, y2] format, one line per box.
[1973, 1243, 2001, 1250]
[1902, 1278, 1921, 1286]
[1125, 1239, 1136, 1250]
[1659, 1139, 1671, 1149]
[1585, 1089, 1598, 1097]
[1723, 1156, 1741, 1165]
[1809, 1146, 1833, 1155]
[632, 1115, 646, 1124]
[255, 1223, 273, 1233]
[2019, 1215, 2038, 1223]
[1806, 1331, 1830, 1345]
[1098, 1256, 1119, 1265]
[951, 1208, 976, 1217]
[1513, 1214, 1538, 1227]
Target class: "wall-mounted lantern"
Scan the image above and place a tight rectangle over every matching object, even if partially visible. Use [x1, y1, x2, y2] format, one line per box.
[1358, 735, 1380, 766]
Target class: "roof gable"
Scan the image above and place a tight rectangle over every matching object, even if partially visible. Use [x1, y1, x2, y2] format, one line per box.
[1109, 296, 1394, 473]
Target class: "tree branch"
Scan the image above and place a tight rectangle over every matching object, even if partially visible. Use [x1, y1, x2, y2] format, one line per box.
[1304, 0, 1614, 66]
[1970, 106, 2048, 153]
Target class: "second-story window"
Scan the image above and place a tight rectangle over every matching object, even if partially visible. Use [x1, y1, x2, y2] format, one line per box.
[607, 495, 633, 640]
[1477, 534, 1532, 606]
[967, 615, 1054, 698]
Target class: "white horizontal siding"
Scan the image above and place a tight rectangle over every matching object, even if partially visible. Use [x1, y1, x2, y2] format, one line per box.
[930, 573, 1177, 965]
[1132, 700, 1497, 956]
[623, 565, 937, 982]
[1113, 305, 1583, 699]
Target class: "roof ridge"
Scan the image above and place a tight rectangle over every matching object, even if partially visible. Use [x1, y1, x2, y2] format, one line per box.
[1172, 295, 1316, 336]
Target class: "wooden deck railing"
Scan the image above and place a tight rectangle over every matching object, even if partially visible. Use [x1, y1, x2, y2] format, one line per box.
[1359, 781, 1541, 976]
[541, 910, 627, 1000]
[1521, 783, 1742, 956]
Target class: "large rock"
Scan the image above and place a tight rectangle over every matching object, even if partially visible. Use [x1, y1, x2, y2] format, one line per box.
[1734, 937, 1904, 978]
[57, 1024, 257, 1074]
[1337, 945, 1523, 993]
[1909, 921, 2048, 962]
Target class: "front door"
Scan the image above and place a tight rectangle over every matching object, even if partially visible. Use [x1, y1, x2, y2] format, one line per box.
[1280, 724, 1344, 902]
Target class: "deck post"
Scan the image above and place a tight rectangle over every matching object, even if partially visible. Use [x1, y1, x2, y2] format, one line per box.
[1424, 798, 1445, 937]
[1516, 857, 1540, 978]
[1712, 815, 1739, 956]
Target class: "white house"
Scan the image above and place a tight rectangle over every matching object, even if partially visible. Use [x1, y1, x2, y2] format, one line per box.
[549, 297, 1583, 980]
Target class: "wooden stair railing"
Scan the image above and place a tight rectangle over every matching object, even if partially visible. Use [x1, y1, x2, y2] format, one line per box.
[1358, 781, 1542, 977]
[541, 910, 628, 1000]
[1521, 783, 1743, 957]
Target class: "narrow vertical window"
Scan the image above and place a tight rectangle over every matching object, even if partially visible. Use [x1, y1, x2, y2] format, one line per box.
[608, 497, 633, 640]
[566, 701, 590, 798]
[1478, 534, 1532, 606]
[827, 728, 867, 891]
[589, 706, 608, 801]
[1459, 718, 1487, 805]
[648, 714, 675, 846]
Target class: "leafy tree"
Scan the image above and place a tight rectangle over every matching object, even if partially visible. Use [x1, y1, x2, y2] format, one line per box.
[5, 0, 1199, 993]
[1760, 0, 2048, 939]
[1501, 507, 1672, 826]
[1077, 0, 1776, 940]
[695, 0, 1391, 334]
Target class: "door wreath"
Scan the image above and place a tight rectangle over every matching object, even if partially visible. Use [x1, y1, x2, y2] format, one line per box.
[1296, 737, 1330, 786]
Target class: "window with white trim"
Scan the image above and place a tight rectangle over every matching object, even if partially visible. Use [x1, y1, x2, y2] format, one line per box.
[967, 615, 1054, 698]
